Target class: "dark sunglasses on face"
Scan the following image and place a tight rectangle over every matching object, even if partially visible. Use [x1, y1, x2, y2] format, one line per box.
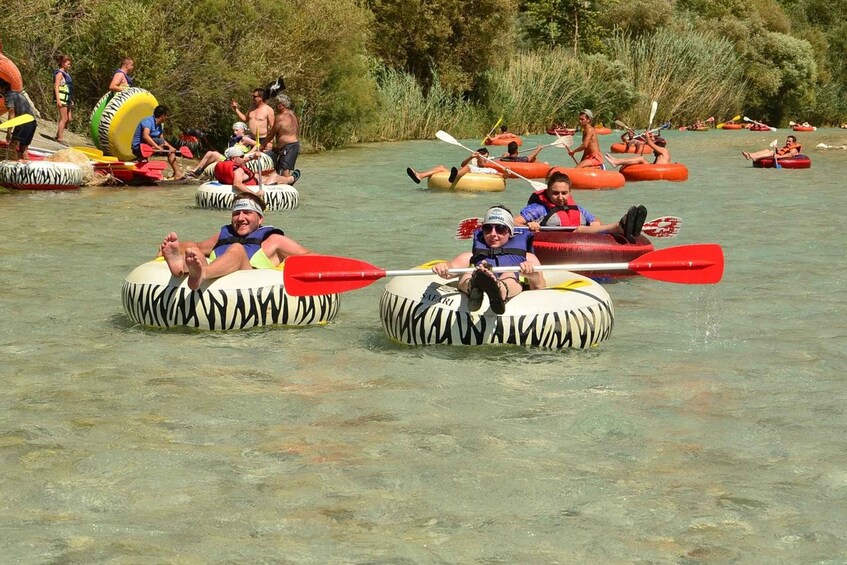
[482, 224, 509, 235]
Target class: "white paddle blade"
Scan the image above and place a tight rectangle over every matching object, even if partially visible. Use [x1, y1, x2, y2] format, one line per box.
[552, 135, 573, 148]
[769, 139, 778, 148]
[648, 100, 658, 129]
[435, 130, 460, 146]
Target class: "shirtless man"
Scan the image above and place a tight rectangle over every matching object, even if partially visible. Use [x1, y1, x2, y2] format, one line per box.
[231, 88, 275, 146]
[568, 109, 603, 168]
[262, 94, 300, 185]
[158, 194, 310, 290]
[108, 57, 134, 93]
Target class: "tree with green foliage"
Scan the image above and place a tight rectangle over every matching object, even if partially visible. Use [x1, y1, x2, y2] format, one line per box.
[520, 0, 603, 53]
[367, 0, 516, 96]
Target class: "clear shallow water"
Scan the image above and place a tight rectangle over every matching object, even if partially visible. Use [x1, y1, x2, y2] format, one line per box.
[1, 129, 846, 562]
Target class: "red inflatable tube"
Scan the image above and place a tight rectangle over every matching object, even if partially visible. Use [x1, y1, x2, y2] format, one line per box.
[620, 163, 689, 182]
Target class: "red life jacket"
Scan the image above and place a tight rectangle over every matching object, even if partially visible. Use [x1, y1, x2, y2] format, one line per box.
[527, 189, 582, 227]
[213, 160, 258, 185]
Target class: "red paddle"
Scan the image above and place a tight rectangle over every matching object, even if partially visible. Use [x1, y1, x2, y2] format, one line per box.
[283, 244, 724, 296]
[454, 216, 681, 240]
[139, 144, 194, 159]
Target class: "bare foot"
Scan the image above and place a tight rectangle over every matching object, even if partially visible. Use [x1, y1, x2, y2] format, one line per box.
[185, 248, 207, 290]
[604, 153, 619, 167]
[160, 232, 185, 276]
[741, 151, 751, 160]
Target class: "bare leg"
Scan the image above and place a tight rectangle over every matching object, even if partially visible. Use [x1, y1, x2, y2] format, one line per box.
[160, 232, 186, 276]
[186, 244, 252, 290]
[605, 153, 649, 167]
[410, 165, 449, 182]
[167, 151, 184, 179]
[56, 106, 69, 142]
[194, 151, 222, 171]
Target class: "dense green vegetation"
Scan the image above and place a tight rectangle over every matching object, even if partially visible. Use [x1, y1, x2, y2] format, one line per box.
[2, 0, 843, 149]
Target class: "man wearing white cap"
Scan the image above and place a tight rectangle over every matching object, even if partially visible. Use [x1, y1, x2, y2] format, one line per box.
[568, 109, 604, 169]
[211, 146, 266, 202]
[158, 194, 311, 290]
[432, 206, 545, 314]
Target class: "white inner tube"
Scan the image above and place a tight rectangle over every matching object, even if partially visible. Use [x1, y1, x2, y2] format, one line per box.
[196, 181, 299, 211]
[379, 269, 614, 348]
[0, 161, 84, 190]
[122, 259, 339, 330]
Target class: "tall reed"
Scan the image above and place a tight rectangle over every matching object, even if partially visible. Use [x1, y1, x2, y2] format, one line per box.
[607, 29, 747, 124]
[484, 49, 637, 133]
[358, 67, 484, 141]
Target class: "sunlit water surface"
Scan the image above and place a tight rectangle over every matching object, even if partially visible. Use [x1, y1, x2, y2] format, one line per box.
[1, 129, 846, 562]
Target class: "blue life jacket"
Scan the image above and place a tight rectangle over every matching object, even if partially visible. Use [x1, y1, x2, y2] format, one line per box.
[470, 230, 533, 268]
[114, 68, 134, 86]
[213, 225, 284, 259]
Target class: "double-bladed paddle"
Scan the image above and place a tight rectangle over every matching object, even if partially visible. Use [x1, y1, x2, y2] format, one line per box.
[139, 144, 194, 159]
[769, 139, 782, 169]
[282, 244, 725, 296]
[743, 116, 776, 131]
[453, 216, 682, 240]
[0, 113, 35, 129]
[481, 116, 503, 145]
[435, 130, 547, 190]
[717, 114, 742, 129]
[647, 100, 658, 132]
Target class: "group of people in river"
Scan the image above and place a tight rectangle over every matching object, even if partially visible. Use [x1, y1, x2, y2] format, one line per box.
[0, 51, 301, 189]
[159, 169, 648, 315]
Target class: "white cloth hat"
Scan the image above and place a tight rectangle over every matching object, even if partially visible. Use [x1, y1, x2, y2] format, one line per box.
[224, 146, 245, 158]
[482, 207, 515, 236]
[581, 109, 594, 121]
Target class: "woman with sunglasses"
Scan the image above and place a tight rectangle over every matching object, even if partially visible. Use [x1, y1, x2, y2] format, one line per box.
[431, 206, 545, 315]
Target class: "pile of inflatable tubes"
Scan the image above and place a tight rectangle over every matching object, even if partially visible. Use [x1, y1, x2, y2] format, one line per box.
[620, 163, 689, 182]
[609, 142, 650, 154]
[531, 232, 654, 280]
[90, 88, 158, 160]
[0, 161, 83, 191]
[202, 153, 275, 179]
[484, 134, 522, 147]
[122, 258, 340, 330]
[753, 155, 811, 169]
[379, 267, 613, 348]
[427, 172, 505, 192]
[0, 54, 22, 115]
[548, 166, 625, 190]
[196, 181, 300, 211]
[490, 160, 550, 179]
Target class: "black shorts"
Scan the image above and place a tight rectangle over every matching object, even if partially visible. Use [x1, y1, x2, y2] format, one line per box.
[11, 121, 36, 146]
[264, 141, 300, 174]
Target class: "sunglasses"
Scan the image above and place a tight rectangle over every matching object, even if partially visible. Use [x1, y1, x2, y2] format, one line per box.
[481, 224, 510, 236]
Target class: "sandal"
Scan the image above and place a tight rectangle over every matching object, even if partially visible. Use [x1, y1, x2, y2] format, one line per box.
[632, 205, 648, 237]
[406, 167, 420, 184]
[467, 270, 485, 312]
[475, 264, 506, 315]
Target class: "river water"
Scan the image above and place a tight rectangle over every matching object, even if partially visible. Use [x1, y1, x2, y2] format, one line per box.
[1, 129, 846, 562]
